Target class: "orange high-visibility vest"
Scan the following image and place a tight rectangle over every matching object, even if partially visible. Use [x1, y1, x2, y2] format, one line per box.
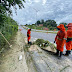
[55, 24, 67, 52]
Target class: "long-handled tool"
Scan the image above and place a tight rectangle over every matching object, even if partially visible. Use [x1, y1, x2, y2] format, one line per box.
[0, 32, 12, 48]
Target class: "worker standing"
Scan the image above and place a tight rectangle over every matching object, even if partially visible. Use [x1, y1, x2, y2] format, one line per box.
[54, 24, 67, 58]
[27, 29, 31, 44]
[65, 23, 72, 56]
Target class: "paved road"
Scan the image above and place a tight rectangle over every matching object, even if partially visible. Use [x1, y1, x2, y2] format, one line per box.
[19, 26, 56, 43]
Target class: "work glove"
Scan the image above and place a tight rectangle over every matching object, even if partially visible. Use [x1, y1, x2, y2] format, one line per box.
[54, 41, 55, 43]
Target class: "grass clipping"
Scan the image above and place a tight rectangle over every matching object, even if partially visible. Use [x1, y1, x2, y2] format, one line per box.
[24, 39, 56, 52]
[34, 39, 56, 52]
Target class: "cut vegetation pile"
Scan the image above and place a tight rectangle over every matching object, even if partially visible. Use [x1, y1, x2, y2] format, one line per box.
[24, 39, 56, 53]
[34, 39, 56, 52]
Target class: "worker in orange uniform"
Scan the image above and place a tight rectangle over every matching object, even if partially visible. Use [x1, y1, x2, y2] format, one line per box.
[54, 24, 67, 57]
[27, 29, 31, 44]
[65, 23, 72, 56]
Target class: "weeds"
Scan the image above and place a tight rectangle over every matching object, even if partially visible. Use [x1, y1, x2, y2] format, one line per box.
[34, 39, 56, 50]
[34, 39, 50, 48]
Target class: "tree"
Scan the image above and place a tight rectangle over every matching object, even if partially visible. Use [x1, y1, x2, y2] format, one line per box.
[0, 0, 25, 27]
[36, 20, 41, 25]
[0, 0, 25, 14]
[43, 22, 47, 27]
[41, 19, 44, 24]
[45, 20, 57, 27]
[26, 24, 28, 26]
[32, 24, 35, 25]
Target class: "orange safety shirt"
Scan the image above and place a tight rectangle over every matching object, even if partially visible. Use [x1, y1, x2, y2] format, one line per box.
[55, 24, 67, 52]
[66, 30, 72, 50]
[27, 29, 31, 41]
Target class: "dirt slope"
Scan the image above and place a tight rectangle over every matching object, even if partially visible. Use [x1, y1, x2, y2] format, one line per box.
[0, 31, 28, 72]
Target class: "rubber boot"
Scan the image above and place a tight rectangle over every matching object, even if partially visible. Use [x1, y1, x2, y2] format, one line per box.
[28, 41, 29, 44]
[59, 51, 63, 57]
[54, 49, 59, 56]
[68, 50, 71, 54]
[58, 51, 63, 59]
[64, 51, 69, 56]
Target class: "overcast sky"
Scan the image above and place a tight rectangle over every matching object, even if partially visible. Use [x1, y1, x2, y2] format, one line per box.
[12, 0, 72, 25]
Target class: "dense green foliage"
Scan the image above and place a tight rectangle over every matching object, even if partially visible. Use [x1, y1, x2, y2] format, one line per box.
[36, 19, 44, 25]
[0, 0, 25, 14]
[0, 14, 18, 50]
[0, 0, 25, 51]
[25, 19, 57, 30]
[35, 19, 57, 27]
[25, 19, 68, 30]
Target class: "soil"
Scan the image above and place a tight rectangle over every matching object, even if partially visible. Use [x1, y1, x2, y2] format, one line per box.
[0, 31, 28, 72]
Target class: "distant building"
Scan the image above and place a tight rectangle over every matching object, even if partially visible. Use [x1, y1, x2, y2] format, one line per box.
[43, 27, 49, 31]
[39, 24, 43, 26]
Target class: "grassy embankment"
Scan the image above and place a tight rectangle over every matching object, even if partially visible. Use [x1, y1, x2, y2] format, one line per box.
[0, 14, 18, 52]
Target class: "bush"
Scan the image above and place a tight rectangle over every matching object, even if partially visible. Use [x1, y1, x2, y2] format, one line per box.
[0, 15, 18, 50]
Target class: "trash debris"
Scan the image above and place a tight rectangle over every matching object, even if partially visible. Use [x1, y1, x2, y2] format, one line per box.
[19, 55, 22, 61]
[40, 44, 41, 47]
[10, 45, 12, 48]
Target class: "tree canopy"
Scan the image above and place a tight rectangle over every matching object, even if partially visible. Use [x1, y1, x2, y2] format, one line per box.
[36, 20, 41, 25]
[0, 0, 25, 14]
[0, 0, 25, 50]
[35, 19, 57, 27]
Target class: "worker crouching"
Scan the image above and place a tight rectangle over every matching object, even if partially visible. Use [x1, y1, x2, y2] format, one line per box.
[54, 24, 67, 58]
[27, 29, 31, 44]
[65, 23, 72, 56]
